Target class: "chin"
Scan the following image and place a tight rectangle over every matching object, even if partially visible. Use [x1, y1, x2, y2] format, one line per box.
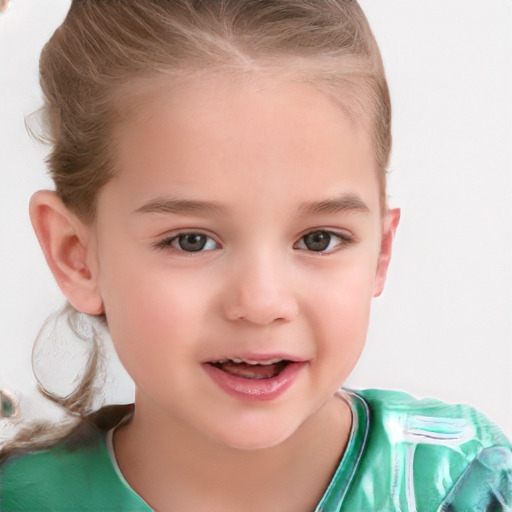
[210, 416, 301, 452]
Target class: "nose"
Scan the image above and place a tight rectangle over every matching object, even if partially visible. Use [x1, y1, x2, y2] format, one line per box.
[222, 252, 299, 326]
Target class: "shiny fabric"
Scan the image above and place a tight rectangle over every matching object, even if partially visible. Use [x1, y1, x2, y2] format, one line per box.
[318, 390, 512, 511]
[1, 389, 510, 511]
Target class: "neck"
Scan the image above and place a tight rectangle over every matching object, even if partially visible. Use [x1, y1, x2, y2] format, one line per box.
[114, 393, 352, 512]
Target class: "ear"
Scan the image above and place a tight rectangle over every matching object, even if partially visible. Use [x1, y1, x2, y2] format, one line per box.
[373, 207, 400, 297]
[29, 190, 104, 315]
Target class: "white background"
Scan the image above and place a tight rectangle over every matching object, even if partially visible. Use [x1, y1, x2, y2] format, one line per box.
[1, 0, 511, 438]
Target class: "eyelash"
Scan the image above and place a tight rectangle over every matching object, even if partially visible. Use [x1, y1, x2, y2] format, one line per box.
[294, 229, 354, 253]
[153, 232, 219, 253]
[153, 229, 354, 254]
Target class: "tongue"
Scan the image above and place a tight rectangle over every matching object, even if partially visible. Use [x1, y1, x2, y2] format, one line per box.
[214, 361, 289, 380]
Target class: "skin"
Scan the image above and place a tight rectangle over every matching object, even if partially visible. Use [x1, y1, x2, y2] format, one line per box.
[30, 75, 399, 512]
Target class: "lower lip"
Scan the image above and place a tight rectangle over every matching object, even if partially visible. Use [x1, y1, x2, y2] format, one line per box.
[203, 361, 306, 401]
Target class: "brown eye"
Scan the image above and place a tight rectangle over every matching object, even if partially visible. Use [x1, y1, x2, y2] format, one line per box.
[302, 231, 332, 252]
[176, 234, 208, 251]
[155, 233, 219, 252]
[294, 230, 352, 253]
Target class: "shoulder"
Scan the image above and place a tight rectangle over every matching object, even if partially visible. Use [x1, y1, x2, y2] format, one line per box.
[1, 424, 111, 511]
[345, 389, 512, 512]
[0, 413, 149, 512]
[358, 388, 510, 447]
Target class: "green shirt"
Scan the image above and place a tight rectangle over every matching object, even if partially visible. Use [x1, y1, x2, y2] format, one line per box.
[1, 389, 511, 511]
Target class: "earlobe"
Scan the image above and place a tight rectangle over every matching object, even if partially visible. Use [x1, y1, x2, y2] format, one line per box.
[29, 190, 104, 315]
[373, 207, 400, 297]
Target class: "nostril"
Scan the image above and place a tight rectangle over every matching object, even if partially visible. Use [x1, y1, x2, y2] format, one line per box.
[224, 299, 299, 325]
[222, 265, 299, 324]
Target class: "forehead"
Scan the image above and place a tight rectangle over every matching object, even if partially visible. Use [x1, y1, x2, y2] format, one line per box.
[107, 74, 381, 216]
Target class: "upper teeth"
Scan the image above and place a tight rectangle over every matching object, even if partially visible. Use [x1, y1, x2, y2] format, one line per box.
[217, 358, 283, 366]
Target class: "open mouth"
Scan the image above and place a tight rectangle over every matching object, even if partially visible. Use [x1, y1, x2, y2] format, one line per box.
[204, 356, 306, 400]
[208, 358, 292, 380]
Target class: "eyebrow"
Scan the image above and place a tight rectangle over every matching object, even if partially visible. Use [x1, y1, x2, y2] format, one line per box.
[134, 193, 370, 217]
[134, 197, 227, 216]
[298, 194, 371, 216]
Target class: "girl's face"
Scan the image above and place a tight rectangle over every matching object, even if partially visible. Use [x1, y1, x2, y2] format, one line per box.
[88, 76, 396, 449]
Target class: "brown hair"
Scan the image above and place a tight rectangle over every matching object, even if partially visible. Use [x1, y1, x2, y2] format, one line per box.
[2, 0, 391, 460]
[40, 0, 391, 223]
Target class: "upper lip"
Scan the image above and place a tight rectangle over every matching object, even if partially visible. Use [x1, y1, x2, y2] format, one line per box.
[204, 354, 306, 365]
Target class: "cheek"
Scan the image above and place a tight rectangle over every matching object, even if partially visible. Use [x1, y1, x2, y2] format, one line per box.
[99, 261, 211, 362]
[303, 258, 376, 353]
[311, 285, 372, 390]
[304, 251, 378, 310]
[101, 278, 203, 391]
[315, 287, 373, 350]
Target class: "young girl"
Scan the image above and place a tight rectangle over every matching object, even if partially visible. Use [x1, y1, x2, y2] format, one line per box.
[1, 1, 511, 511]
